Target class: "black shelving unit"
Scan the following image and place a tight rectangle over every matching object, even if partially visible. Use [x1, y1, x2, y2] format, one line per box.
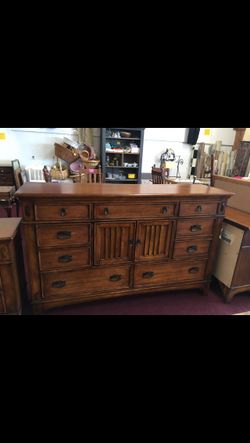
[101, 128, 145, 184]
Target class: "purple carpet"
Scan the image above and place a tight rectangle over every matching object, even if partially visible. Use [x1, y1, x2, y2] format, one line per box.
[46, 284, 250, 315]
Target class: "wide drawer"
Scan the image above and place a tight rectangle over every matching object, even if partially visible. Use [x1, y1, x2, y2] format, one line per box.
[37, 224, 90, 247]
[134, 260, 207, 287]
[176, 218, 215, 237]
[39, 247, 90, 271]
[179, 201, 218, 216]
[35, 204, 90, 221]
[173, 239, 211, 258]
[94, 203, 176, 219]
[42, 266, 131, 297]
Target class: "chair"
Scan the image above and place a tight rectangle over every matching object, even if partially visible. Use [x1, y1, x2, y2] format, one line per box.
[76, 165, 104, 183]
[151, 166, 169, 184]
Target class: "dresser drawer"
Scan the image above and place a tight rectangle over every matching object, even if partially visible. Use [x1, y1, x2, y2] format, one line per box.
[134, 260, 207, 288]
[179, 201, 218, 216]
[35, 204, 90, 221]
[176, 218, 215, 237]
[42, 266, 131, 297]
[37, 224, 90, 247]
[39, 247, 90, 271]
[94, 203, 176, 219]
[173, 239, 211, 258]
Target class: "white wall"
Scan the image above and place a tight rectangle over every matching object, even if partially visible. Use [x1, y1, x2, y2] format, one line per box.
[198, 128, 235, 146]
[0, 128, 101, 169]
[142, 128, 192, 178]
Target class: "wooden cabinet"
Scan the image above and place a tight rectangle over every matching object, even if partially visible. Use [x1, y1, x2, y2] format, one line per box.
[101, 128, 144, 184]
[15, 182, 233, 314]
[0, 164, 15, 187]
[0, 218, 26, 314]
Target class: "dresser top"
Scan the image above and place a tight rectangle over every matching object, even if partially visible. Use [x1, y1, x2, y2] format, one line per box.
[0, 218, 22, 240]
[15, 183, 234, 199]
[225, 207, 250, 230]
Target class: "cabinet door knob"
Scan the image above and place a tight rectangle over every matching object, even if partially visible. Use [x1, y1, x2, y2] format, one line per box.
[104, 208, 109, 216]
[190, 224, 202, 232]
[196, 205, 202, 212]
[162, 207, 168, 215]
[60, 208, 67, 217]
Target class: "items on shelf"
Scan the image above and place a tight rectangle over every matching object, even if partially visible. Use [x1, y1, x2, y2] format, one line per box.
[101, 128, 145, 184]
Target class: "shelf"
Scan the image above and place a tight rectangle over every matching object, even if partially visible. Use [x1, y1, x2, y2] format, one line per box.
[106, 151, 140, 155]
[106, 166, 139, 169]
[106, 137, 141, 140]
[101, 128, 144, 185]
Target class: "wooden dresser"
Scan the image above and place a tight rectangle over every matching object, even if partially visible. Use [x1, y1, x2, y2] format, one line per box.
[15, 183, 233, 314]
[0, 218, 26, 314]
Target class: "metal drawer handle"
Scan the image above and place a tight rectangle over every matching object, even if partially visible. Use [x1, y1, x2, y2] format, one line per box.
[196, 205, 203, 212]
[58, 255, 73, 263]
[187, 245, 197, 253]
[110, 274, 122, 282]
[143, 272, 154, 279]
[220, 202, 226, 213]
[60, 208, 67, 217]
[188, 267, 199, 274]
[190, 224, 202, 232]
[104, 208, 109, 216]
[162, 207, 168, 215]
[52, 280, 66, 288]
[57, 231, 72, 240]
[25, 206, 31, 217]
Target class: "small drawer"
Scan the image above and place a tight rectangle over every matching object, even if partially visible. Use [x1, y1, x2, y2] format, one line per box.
[37, 224, 90, 247]
[173, 239, 211, 258]
[94, 203, 176, 219]
[179, 202, 218, 216]
[39, 247, 90, 271]
[35, 204, 90, 221]
[176, 218, 214, 237]
[134, 260, 207, 288]
[42, 266, 131, 298]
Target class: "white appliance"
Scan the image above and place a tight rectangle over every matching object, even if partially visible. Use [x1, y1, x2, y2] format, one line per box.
[214, 222, 244, 288]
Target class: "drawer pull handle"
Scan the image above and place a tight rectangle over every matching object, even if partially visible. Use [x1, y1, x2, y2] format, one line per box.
[143, 272, 154, 279]
[57, 231, 72, 240]
[104, 208, 109, 216]
[220, 202, 225, 213]
[196, 205, 203, 212]
[58, 255, 73, 263]
[187, 245, 197, 253]
[52, 280, 66, 288]
[162, 207, 168, 215]
[110, 274, 122, 282]
[188, 267, 199, 274]
[191, 224, 202, 232]
[60, 208, 67, 217]
[24, 206, 31, 217]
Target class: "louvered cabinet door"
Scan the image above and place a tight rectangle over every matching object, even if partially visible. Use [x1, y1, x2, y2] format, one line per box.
[135, 220, 174, 261]
[94, 222, 136, 265]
